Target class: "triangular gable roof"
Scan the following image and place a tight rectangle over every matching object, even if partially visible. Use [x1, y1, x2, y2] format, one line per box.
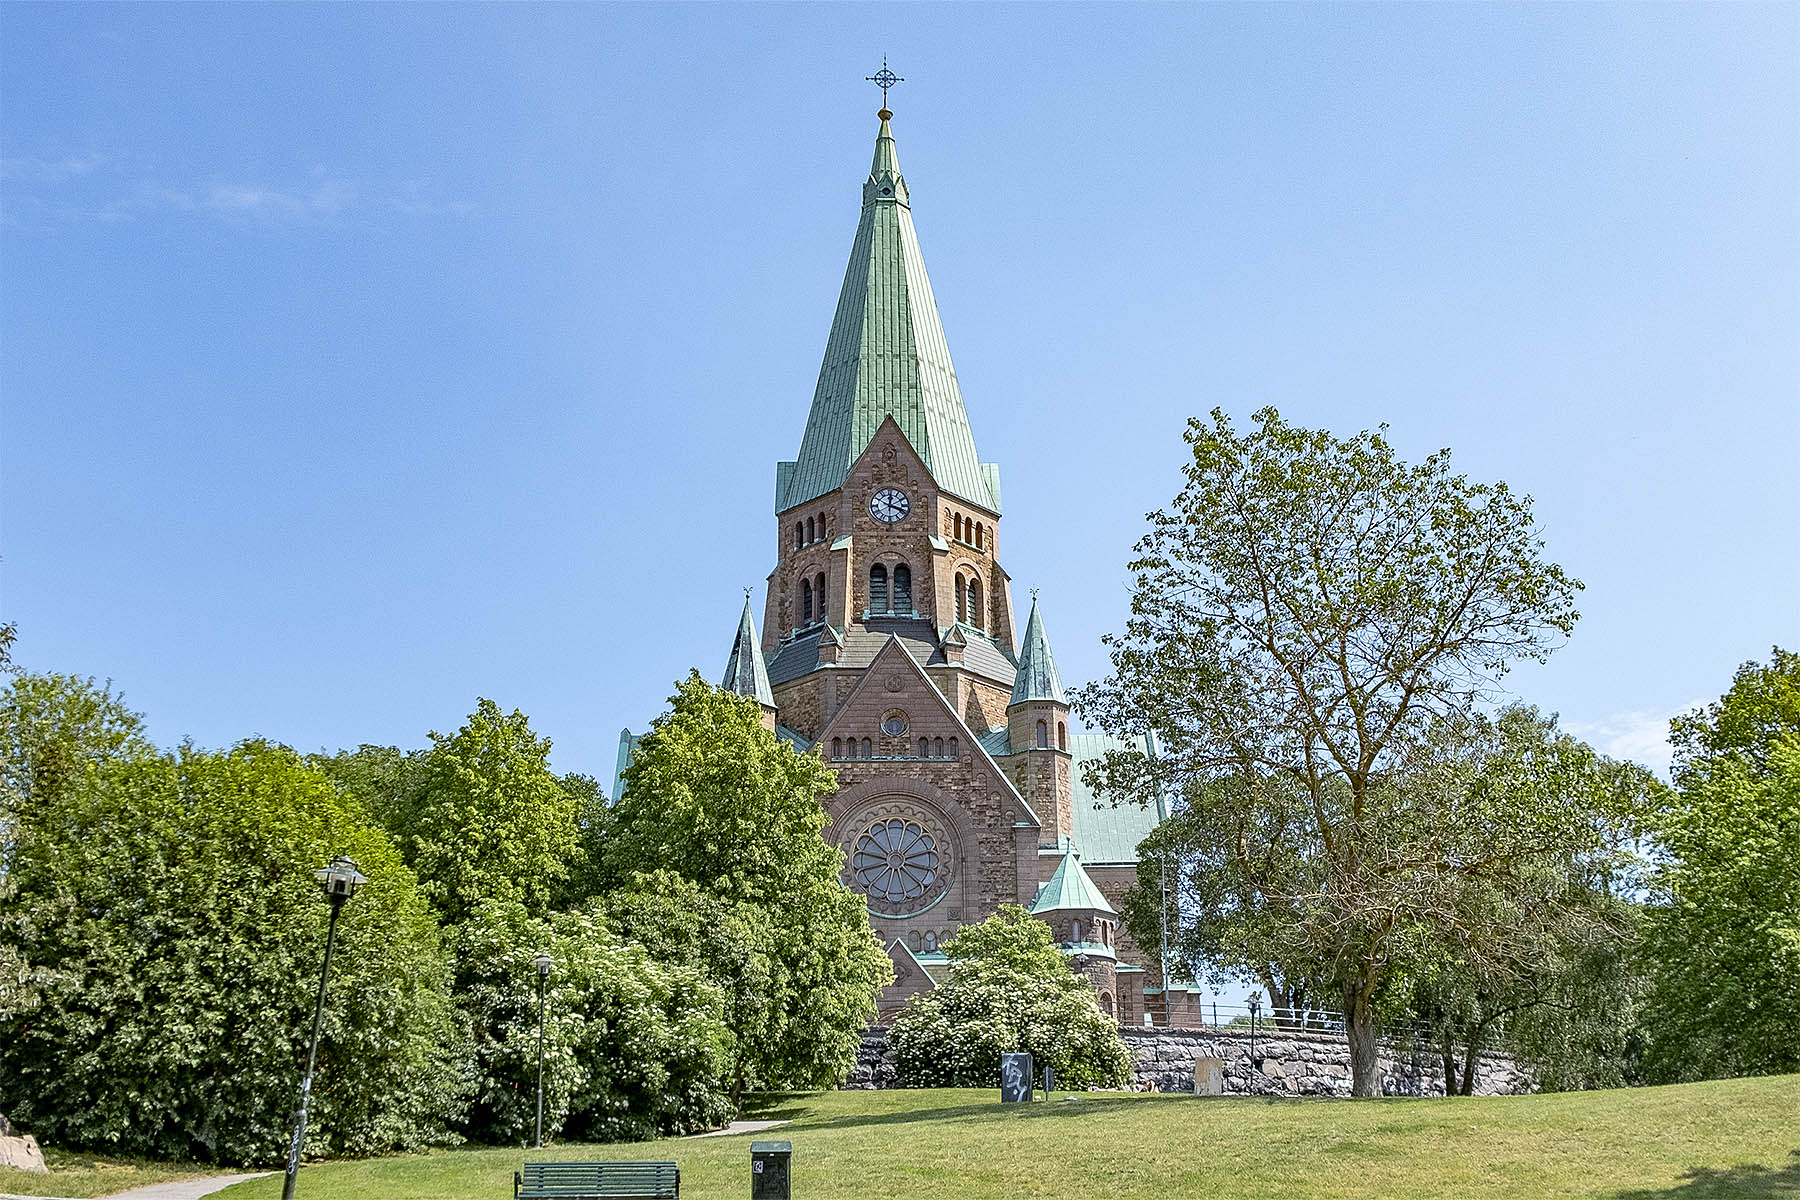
[818, 633, 1040, 829]
[886, 938, 940, 991]
[1030, 844, 1118, 916]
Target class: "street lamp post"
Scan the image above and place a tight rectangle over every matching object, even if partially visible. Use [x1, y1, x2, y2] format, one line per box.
[283, 857, 366, 1200]
[533, 952, 553, 1149]
[1248, 993, 1263, 1072]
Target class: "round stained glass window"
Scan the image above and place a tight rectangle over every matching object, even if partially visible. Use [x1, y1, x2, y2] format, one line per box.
[852, 818, 941, 912]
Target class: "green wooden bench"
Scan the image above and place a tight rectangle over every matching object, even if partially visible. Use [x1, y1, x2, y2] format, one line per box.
[514, 1160, 679, 1200]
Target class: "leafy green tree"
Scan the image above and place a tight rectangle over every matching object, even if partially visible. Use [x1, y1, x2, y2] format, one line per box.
[604, 674, 890, 1092]
[1075, 409, 1588, 1095]
[1642, 649, 1800, 1081]
[308, 743, 428, 834]
[889, 906, 1132, 1089]
[0, 676, 464, 1163]
[452, 900, 732, 1144]
[393, 699, 581, 924]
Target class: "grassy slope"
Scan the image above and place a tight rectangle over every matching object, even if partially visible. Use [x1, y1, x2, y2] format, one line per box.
[0, 1146, 227, 1198]
[8, 1077, 1795, 1200]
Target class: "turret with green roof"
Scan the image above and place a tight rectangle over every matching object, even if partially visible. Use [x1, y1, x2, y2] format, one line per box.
[721, 594, 777, 730]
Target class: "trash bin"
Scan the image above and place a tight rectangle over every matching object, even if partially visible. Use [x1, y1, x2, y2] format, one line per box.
[750, 1139, 791, 1200]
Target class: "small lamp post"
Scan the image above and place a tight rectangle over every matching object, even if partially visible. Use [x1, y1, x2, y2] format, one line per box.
[283, 856, 366, 1200]
[533, 952, 553, 1149]
[1247, 993, 1263, 1072]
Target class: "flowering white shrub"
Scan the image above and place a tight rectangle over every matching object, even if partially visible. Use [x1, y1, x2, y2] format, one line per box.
[889, 906, 1132, 1088]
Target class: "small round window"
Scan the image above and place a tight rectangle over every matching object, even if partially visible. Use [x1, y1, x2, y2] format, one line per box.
[881, 711, 909, 736]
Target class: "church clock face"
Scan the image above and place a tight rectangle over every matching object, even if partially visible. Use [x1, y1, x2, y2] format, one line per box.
[869, 488, 910, 524]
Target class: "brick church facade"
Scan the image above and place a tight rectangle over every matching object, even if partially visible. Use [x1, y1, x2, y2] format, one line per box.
[618, 108, 1204, 1028]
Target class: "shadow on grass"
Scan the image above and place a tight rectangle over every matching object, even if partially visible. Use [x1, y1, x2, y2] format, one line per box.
[777, 1092, 1276, 1135]
[1609, 1150, 1800, 1199]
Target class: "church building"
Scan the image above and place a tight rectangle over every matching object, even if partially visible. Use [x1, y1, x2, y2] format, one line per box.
[617, 106, 1202, 1027]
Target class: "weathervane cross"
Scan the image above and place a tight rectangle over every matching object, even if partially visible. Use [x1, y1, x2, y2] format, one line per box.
[866, 57, 903, 109]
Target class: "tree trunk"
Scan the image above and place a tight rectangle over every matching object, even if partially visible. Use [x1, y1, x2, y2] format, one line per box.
[1344, 978, 1381, 1097]
[1441, 1041, 1457, 1096]
[1459, 1032, 1481, 1096]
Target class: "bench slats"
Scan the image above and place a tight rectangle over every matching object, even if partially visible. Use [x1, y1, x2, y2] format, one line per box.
[517, 1160, 679, 1200]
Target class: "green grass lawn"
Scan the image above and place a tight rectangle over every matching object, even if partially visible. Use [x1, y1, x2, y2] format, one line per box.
[9, 1077, 1796, 1200]
[0, 1145, 238, 1198]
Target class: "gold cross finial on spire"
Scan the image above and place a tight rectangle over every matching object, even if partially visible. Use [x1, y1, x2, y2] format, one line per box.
[866, 57, 903, 117]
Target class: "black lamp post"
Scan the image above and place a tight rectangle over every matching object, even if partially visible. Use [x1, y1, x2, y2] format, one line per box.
[533, 952, 553, 1149]
[1248, 993, 1263, 1072]
[283, 856, 366, 1200]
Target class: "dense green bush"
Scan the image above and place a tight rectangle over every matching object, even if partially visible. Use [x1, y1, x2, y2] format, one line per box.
[453, 900, 732, 1143]
[0, 675, 464, 1164]
[889, 906, 1132, 1089]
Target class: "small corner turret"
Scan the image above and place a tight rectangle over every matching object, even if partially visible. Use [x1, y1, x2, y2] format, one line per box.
[1008, 595, 1073, 841]
[722, 594, 778, 731]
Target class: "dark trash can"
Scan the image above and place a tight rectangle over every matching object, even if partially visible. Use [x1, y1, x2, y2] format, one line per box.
[750, 1139, 791, 1200]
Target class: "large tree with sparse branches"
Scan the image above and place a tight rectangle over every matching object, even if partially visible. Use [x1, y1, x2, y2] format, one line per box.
[1075, 408, 1592, 1096]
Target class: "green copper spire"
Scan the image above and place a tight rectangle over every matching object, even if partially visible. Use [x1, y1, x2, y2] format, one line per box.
[1030, 844, 1118, 916]
[776, 111, 1000, 515]
[722, 595, 775, 709]
[1010, 595, 1067, 706]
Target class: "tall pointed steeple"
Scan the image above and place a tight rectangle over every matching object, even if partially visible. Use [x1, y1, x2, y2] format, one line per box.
[776, 110, 1000, 515]
[1010, 595, 1067, 706]
[722, 595, 777, 721]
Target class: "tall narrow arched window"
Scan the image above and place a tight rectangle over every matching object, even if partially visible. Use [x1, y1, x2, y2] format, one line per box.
[923, 930, 936, 952]
[947, 737, 958, 760]
[815, 572, 827, 620]
[892, 563, 912, 613]
[801, 578, 813, 624]
[932, 737, 943, 758]
[975, 523, 985, 550]
[861, 737, 872, 759]
[870, 564, 888, 614]
[918, 737, 929, 758]
[1058, 722, 1067, 751]
[794, 522, 803, 550]
[818, 513, 826, 539]
[1037, 720, 1048, 748]
[955, 576, 966, 623]
[1072, 919, 1082, 944]
[954, 513, 963, 540]
[969, 578, 983, 629]
[832, 738, 842, 758]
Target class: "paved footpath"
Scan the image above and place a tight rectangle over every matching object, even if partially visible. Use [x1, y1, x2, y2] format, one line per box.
[2, 1170, 271, 1200]
[685, 1119, 791, 1139]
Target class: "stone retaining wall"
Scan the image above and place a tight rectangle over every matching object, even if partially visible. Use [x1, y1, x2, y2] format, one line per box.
[843, 1025, 1533, 1097]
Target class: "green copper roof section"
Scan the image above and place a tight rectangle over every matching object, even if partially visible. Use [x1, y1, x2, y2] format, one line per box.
[1031, 845, 1118, 917]
[1010, 596, 1067, 706]
[778, 113, 999, 515]
[722, 596, 776, 708]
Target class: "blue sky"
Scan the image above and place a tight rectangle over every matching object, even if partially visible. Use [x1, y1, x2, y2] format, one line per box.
[5, 3, 1796, 787]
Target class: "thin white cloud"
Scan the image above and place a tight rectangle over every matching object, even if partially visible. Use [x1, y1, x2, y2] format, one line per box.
[1566, 699, 1706, 777]
[3, 153, 466, 228]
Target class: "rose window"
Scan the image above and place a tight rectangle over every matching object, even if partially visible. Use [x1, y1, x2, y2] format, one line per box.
[852, 818, 943, 914]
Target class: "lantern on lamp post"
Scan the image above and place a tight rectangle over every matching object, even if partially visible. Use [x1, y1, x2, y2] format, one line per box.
[1248, 993, 1264, 1072]
[533, 952, 553, 1148]
[282, 856, 366, 1200]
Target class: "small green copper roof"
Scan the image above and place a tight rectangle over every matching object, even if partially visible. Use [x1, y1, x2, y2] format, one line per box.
[1010, 596, 1066, 706]
[778, 112, 999, 515]
[1030, 844, 1118, 916]
[722, 596, 776, 708]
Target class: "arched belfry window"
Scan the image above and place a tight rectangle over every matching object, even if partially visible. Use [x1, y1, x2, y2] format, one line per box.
[801, 579, 813, 624]
[794, 522, 804, 550]
[954, 513, 964, 540]
[1037, 720, 1048, 748]
[870, 564, 888, 614]
[955, 576, 966, 623]
[1058, 722, 1068, 751]
[815, 572, 827, 620]
[892, 563, 912, 613]
[806, 517, 815, 543]
[968, 578, 983, 630]
[975, 523, 985, 551]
